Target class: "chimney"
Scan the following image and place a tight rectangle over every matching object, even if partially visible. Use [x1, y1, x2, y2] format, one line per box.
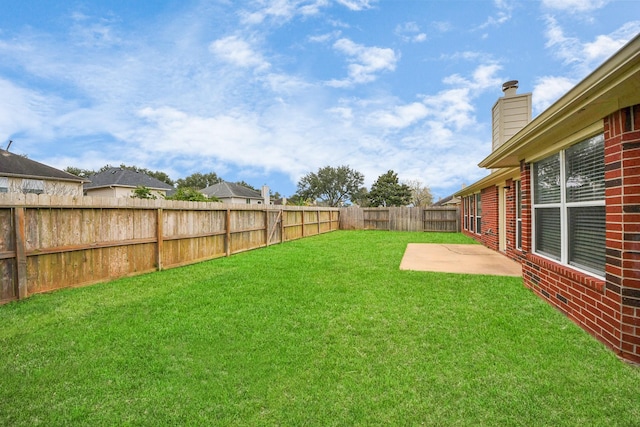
[492, 80, 532, 151]
[261, 185, 270, 205]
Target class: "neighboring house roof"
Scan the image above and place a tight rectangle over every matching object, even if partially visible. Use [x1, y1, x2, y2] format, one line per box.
[432, 194, 461, 207]
[201, 181, 261, 199]
[0, 149, 87, 183]
[84, 168, 174, 191]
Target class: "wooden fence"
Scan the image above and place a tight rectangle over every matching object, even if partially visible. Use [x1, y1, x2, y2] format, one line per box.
[0, 194, 339, 304]
[339, 206, 459, 232]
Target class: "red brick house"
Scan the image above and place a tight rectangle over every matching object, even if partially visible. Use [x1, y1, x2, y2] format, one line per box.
[456, 34, 640, 364]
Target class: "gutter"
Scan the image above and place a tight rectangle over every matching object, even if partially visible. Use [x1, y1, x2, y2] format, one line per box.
[479, 33, 640, 169]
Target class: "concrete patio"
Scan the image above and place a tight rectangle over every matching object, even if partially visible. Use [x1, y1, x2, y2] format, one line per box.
[400, 243, 522, 277]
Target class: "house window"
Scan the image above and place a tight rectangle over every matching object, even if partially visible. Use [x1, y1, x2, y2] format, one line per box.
[22, 179, 44, 194]
[246, 199, 251, 204]
[0, 177, 7, 193]
[469, 196, 475, 233]
[463, 197, 468, 230]
[475, 193, 482, 234]
[532, 133, 605, 277]
[516, 180, 522, 250]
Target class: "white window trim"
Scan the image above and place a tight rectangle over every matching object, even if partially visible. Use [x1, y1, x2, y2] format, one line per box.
[531, 140, 605, 280]
[475, 192, 482, 235]
[515, 180, 522, 250]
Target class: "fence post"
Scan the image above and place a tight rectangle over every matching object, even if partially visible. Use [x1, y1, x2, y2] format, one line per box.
[225, 209, 231, 257]
[156, 208, 163, 271]
[264, 208, 269, 247]
[14, 207, 27, 299]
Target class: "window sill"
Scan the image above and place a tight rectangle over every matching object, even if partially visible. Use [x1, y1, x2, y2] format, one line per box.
[525, 252, 605, 294]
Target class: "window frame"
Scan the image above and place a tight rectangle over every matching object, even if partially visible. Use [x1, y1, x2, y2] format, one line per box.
[469, 195, 475, 233]
[515, 180, 522, 250]
[475, 192, 482, 235]
[463, 197, 468, 230]
[531, 133, 605, 278]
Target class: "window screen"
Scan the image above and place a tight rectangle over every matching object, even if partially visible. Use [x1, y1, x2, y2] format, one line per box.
[532, 134, 605, 277]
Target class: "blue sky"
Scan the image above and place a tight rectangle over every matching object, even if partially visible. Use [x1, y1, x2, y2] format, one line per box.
[1, 0, 638, 200]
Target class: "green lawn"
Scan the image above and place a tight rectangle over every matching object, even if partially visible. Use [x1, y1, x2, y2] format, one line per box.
[1, 230, 638, 426]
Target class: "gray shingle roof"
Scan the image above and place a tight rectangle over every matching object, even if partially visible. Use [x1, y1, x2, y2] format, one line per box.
[201, 181, 262, 199]
[84, 168, 174, 190]
[0, 149, 87, 182]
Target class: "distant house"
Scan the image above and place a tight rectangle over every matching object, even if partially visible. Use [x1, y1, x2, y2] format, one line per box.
[455, 35, 640, 364]
[84, 167, 174, 198]
[432, 194, 460, 207]
[0, 149, 87, 196]
[201, 181, 270, 205]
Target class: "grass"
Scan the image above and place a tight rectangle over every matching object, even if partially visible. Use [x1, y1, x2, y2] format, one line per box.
[1, 230, 638, 426]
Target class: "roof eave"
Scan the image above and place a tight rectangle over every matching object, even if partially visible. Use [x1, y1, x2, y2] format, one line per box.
[479, 34, 640, 169]
[1, 172, 88, 183]
[455, 167, 519, 197]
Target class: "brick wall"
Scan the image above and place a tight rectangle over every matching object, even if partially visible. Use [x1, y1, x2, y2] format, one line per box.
[604, 104, 640, 363]
[520, 105, 640, 364]
[503, 179, 525, 264]
[480, 186, 499, 251]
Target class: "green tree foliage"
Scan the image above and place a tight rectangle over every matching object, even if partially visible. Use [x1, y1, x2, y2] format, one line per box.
[235, 181, 258, 191]
[64, 166, 95, 178]
[166, 187, 220, 202]
[176, 172, 222, 189]
[367, 170, 412, 207]
[350, 187, 371, 207]
[404, 179, 433, 207]
[285, 194, 312, 206]
[296, 165, 365, 207]
[131, 186, 157, 199]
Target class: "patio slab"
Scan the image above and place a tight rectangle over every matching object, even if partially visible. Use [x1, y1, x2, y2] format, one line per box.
[400, 243, 522, 276]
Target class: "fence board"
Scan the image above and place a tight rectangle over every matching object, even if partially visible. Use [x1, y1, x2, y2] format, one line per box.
[340, 206, 459, 232]
[0, 195, 340, 303]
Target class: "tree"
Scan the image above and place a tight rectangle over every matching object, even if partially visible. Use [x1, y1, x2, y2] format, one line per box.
[367, 170, 412, 207]
[235, 181, 258, 191]
[176, 172, 222, 189]
[404, 179, 433, 207]
[296, 165, 365, 207]
[64, 166, 96, 177]
[131, 186, 157, 199]
[286, 194, 312, 206]
[166, 187, 220, 202]
[350, 187, 371, 207]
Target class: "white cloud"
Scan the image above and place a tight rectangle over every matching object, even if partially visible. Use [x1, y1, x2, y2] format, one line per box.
[209, 36, 270, 71]
[532, 75, 576, 113]
[477, 0, 513, 29]
[395, 22, 427, 43]
[327, 38, 398, 87]
[583, 22, 640, 63]
[544, 18, 640, 74]
[308, 30, 342, 43]
[0, 79, 52, 142]
[541, 0, 610, 12]
[240, 0, 330, 25]
[335, 0, 376, 11]
[69, 13, 123, 48]
[370, 102, 430, 129]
